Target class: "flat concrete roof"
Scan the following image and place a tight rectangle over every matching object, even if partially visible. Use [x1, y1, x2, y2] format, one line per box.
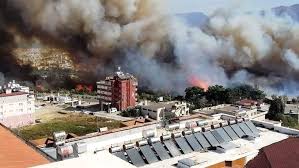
[141, 101, 186, 111]
[36, 125, 289, 168]
[33, 151, 135, 168]
[141, 128, 288, 168]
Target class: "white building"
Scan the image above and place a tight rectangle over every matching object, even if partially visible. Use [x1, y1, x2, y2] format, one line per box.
[141, 101, 190, 121]
[0, 81, 35, 128]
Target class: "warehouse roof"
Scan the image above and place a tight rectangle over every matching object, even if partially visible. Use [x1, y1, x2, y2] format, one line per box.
[0, 124, 50, 168]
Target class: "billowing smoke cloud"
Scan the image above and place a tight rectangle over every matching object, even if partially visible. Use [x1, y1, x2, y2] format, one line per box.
[1, 0, 299, 95]
[167, 10, 299, 95]
[8, 0, 169, 59]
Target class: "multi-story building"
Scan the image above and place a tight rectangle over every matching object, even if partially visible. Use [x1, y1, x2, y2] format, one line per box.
[97, 67, 138, 111]
[0, 81, 35, 128]
[141, 101, 190, 121]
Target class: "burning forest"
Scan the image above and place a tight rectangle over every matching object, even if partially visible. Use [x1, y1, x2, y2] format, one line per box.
[1, 0, 299, 95]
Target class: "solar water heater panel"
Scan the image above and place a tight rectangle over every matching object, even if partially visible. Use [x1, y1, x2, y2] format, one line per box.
[163, 140, 182, 157]
[215, 128, 232, 142]
[184, 134, 203, 151]
[126, 148, 146, 167]
[113, 151, 127, 161]
[139, 145, 159, 164]
[194, 132, 211, 148]
[152, 142, 171, 160]
[230, 124, 246, 138]
[245, 121, 260, 135]
[202, 131, 220, 147]
[174, 137, 193, 154]
[223, 126, 239, 140]
[238, 123, 257, 137]
[211, 130, 225, 144]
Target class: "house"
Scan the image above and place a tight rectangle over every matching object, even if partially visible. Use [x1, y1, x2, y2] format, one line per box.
[141, 101, 190, 121]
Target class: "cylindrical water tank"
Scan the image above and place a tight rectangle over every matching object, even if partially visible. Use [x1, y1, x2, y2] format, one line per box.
[171, 132, 181, 138]
[142, 129, 156, 138]
[182, 130, 192, 136]
[166, 123, 180, 130]
[57, 145, 74, 156]
[185, 121, 197, 129]
[136, 140, 148, 147]
[109, 146, 122, 153]
[148, 137, 160, 144]
[192, 127, 202, 133]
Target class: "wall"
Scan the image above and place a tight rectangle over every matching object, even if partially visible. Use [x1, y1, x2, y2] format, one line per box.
[206, 157, 246, 168]
[66, 122, 158, 153]
[141, 108, 163, 121]
[0, 94, 35, 128]
[1, 113, 35, 128]
[252, 119, 299, 135]
[274, 126, 299, 135]
[193, 104, 230, 112]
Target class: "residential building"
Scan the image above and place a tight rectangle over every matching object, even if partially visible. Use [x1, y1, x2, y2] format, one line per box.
[141, 101, 190, 121]
[194, 104, 267, 121]
[0, 82, 35, 128]
[97, 67, 138, 111]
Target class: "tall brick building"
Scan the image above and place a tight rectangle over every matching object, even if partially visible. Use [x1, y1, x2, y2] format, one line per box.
[97, 67, 138, 111]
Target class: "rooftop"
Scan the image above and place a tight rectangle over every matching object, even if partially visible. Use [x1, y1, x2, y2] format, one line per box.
[33, 151, 135, 168]
[34, 123, 290, 168]
[27, 111, 299, 168]
[0, 92, 28, 97]
[246, 137, 299, 168]
[141, 101, 185, 111]
[141, 127, 288, 168]
[0, 125, 50, 168]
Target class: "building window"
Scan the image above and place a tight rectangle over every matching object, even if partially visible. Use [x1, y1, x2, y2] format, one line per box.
[225, 161, 232, 167]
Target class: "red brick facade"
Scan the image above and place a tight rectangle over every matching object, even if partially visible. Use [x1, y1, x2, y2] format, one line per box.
[98, 69, 137, 111]
[111, 77, 137, 111]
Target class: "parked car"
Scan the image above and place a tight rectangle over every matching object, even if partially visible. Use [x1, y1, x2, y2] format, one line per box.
[108, 108, 118, 113]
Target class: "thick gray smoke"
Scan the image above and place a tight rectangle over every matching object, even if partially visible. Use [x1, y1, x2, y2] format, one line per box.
[9, 0, 169, 59]
[2, 0, 299, 95]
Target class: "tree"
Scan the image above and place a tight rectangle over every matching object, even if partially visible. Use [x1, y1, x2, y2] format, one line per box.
[205, 85, 227, 105]
[225, 84, 265, 103]
[250, 89, 266, 100]
[267, 98, 285, 120]
[184, 87, 205, 103]
[279, 114, 298, 128]
[194, 97, 208, 109]
[292, 98, 297, 104]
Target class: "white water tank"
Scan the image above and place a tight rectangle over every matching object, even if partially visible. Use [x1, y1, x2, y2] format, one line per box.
[166, 123, 180, 130]
[142, 129, 156, 138]
[185, 121, 197, 129]
[57, 145, 74, 157]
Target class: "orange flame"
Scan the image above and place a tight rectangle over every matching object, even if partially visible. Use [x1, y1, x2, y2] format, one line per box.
[188, 75, 209, 91]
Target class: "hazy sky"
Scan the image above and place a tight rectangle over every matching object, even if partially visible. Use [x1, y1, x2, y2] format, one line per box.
[167, 0, 299, 14]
